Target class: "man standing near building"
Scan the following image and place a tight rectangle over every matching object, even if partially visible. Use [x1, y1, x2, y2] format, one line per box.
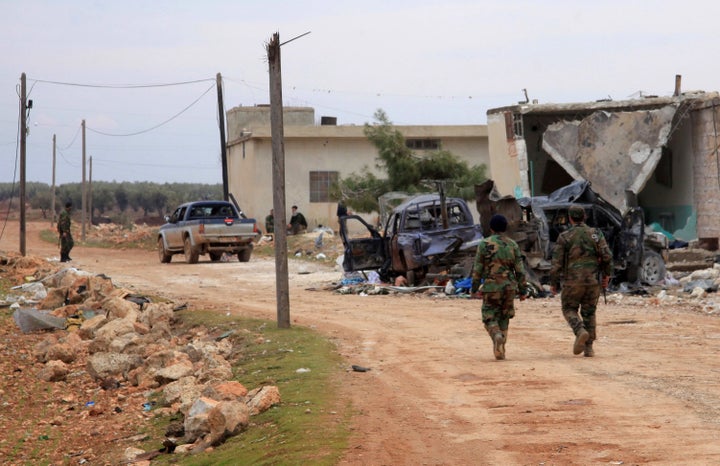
[287, 205, 307, 235]
[471, 214, 528, 360]
[265, 209, 274, 235]
[57, 201, 74, 262]
[550, 205, 613, 357]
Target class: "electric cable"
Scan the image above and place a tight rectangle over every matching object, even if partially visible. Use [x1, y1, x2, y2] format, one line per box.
[57, 125, 81, 151]
[0, 95, 21, 243]
[86, 84, 215, 137]
[29, 78, 214, 89]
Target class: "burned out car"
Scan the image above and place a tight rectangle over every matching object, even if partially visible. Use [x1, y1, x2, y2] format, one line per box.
[339, 193, 483, 285]
[475, 179, 669, 287]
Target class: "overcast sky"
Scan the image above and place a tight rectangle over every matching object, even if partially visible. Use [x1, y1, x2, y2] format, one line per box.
[2, 0, 719, 186]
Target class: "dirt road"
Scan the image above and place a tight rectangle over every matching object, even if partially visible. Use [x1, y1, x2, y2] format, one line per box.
[4, 222, 720, 465]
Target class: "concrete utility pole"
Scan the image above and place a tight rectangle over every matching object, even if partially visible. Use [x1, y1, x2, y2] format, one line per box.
[216, 72, 229, 201]
[19, 73, 27, 256]
[51, 134, 56, 226]
[81, 119, 86, 241]
[267, 32, 290, 328]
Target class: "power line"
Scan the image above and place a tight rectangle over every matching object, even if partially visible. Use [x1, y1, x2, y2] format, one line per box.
[0, 100, 21, 243]
[56, 148, 80, 168]
[29, 77, 214, 89]
[57, 125, 81, 150]
[86, 84, 215, 137]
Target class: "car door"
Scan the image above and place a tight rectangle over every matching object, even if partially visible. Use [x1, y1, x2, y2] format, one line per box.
[339, 215, 386, 272]
[615, 207, 644, 278]
[164, 206, 186, 249]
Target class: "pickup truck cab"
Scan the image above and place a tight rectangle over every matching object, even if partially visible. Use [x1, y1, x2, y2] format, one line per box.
[339, 193, 483, 285]
[158, 201, 259, 264]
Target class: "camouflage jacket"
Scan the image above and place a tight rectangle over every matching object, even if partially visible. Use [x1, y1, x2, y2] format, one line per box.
[550, 222, 613, 287]
[471, 234, 527, 293]
[57, 210, 71, 235]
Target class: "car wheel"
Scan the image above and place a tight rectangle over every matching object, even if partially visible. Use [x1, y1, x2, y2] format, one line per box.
[237, 246, 253, 263]
[158, 237, 172, 263]
[640, 250, 665, 285]
[184, 236, 199, 264]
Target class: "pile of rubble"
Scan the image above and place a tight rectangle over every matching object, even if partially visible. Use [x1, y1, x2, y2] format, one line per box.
[86, 222, 156, 245]
[0, 254, 280, 461]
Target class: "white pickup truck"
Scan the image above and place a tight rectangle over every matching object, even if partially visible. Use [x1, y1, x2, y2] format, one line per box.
[157, 200, 259, 264]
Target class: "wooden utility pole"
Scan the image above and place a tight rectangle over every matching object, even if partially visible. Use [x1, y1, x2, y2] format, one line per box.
[217, 72, 229, 201]
[88, 156, 93, 225]
[267, 32, 290, 328]
[19, 73, 27, 256]
[81, 119, 86, 241]
[51, 134, 56, 226]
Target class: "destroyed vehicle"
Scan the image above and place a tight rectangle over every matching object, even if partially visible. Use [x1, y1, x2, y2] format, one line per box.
[475, 179, 669, 286]
[339, 193, 483, 285]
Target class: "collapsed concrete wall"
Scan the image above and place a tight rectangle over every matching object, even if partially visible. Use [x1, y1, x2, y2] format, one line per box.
[541, 106, 677, 214]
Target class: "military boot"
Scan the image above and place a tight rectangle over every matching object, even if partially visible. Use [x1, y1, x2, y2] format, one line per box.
[486, 325, 505, 360]
[584, 341, 594, 357]
[573, 328, 590, 355]
[583, 318, 596, 357]
[500, 328, 508, 359]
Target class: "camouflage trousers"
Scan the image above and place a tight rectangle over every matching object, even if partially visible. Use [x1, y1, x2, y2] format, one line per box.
[481, 288, 516, 332]
[560, 282, 599, 341]
[60, 233, 74, 256]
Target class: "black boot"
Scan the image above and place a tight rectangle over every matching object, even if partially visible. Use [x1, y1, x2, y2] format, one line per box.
[60, 253, 68, 262]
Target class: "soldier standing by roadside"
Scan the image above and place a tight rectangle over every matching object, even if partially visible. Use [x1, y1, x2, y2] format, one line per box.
[471, 214, 528, 360]
[550, 205, 613, 357]
[57, 201, 74, 262]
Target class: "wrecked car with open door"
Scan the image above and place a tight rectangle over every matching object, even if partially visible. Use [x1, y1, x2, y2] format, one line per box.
[475, 179, 669, 287]
[339, 193, 483, 285]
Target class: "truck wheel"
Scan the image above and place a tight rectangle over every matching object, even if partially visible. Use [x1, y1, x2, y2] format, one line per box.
[209, 252, 223, 262]
[640, 250, 665, 285]
[184, 236, 199, 264]
[158, 237, 172, 263]
[237, 246, 253, 263]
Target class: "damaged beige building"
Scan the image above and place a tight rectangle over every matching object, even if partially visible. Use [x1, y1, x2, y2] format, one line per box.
[487, 90, 720, 245]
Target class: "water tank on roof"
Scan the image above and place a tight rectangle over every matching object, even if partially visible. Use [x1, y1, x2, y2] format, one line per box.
[320, 116, 337, 126]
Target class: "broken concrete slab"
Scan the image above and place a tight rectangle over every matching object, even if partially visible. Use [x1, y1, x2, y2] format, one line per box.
[542, 106, 677, 214]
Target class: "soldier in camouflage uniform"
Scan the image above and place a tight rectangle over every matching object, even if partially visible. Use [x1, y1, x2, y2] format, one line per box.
[57, 201, 74, 262]
[471, 214, 528, 360]
[550, 205, 613, 357]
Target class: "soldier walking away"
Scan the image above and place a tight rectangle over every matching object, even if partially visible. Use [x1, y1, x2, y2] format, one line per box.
[471, 214, 528, 360]
[550, 205, 613, 357]
[57, 201, 74, 262]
